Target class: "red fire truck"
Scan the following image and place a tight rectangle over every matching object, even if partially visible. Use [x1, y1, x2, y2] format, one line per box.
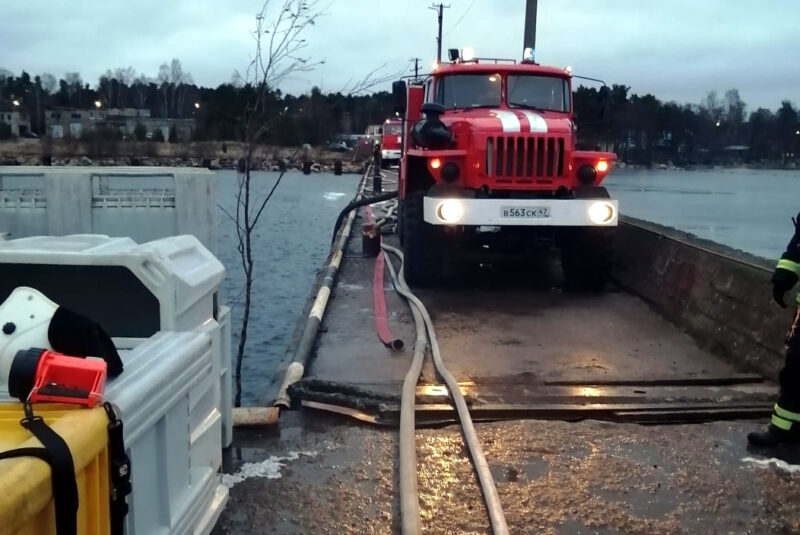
[380, 118, 403, 168]
[395, 49, 618, 288]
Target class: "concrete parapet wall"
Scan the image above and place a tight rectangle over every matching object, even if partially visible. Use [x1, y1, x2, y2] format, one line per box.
[614, 216, 791, 380]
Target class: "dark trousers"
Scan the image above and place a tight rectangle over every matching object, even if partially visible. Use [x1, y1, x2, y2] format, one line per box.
[779, 308, 800, 412]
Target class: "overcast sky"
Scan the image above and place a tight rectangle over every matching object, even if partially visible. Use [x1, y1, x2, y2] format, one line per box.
[1, 0, 798, 111]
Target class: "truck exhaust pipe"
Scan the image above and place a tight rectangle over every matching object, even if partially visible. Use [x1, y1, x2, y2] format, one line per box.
[523, 0, 538, 62]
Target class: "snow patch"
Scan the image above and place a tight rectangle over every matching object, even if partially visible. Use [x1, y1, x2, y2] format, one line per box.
[222, 450, 318, 488]
[742, 456, 800, 474]
[323, 192, 347, 201]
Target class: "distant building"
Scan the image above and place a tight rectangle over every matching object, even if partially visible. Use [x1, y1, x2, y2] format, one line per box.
[45, 107, 194, 141]
[0, 108, 32, 137]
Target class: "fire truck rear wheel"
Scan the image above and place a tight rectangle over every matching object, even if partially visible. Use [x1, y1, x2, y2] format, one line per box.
[397, 199, 405, 245]
[560, 227, 614, 292]
[402, 192, 442, 286]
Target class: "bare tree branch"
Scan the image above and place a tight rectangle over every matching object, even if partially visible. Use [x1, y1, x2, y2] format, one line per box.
[230, 0, 324, 407]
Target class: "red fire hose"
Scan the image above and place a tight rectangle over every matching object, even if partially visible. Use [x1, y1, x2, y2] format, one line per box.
[368, 207, 404, 352]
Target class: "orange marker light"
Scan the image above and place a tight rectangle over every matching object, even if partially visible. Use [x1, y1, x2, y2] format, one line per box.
[430, 158, 442, 170]
[595, 160, 609, 173]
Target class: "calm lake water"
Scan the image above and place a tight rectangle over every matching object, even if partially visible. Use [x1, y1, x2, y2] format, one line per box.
[605, 167, 800, 260]
[214, 170, 359, 405]
[216, 167, 800, 403]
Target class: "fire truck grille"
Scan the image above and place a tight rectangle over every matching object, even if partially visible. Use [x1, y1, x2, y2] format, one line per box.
[485, 136, 566, 183]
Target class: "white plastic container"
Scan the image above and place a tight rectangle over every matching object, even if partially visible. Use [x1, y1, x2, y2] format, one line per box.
[0, 166, 217, 255]
[108, 330, 227, 535]
[0, 234, 233, 533]
[0, 234, 232, 447]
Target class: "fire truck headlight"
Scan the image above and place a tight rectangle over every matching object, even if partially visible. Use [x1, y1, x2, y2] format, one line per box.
[441, 162, 460, 182]
[577, 164, 597, 185]
[588, 201, 615, 225]
[436, 199, 463, 223]
[595, 160, 609, 173]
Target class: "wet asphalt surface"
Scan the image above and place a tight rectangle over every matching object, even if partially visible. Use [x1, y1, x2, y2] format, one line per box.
[214, 412, 799, 534]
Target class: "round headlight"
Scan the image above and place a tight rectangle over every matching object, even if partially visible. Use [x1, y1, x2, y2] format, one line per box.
[577, 164, 597, 185]
[596, 160, 609, 173]
[436, 199, 463, 223]
[441, 162, 460, 182]
[588, 201, 615, 224]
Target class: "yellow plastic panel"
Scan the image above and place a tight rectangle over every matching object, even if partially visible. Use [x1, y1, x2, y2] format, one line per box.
[0, 403, 110, 535]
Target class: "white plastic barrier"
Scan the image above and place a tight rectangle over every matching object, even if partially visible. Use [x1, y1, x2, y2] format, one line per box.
[0, 235, 232, 447]
[0, 234, 233, 534]
[0, 233, 233, 446]
[109, 331, 226, 535]
[0, 166, 217, 255]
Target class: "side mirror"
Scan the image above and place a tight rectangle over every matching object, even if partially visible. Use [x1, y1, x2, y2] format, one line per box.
[392, 80, 407, 115]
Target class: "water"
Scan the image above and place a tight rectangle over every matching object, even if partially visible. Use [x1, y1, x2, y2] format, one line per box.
[215, 170, 359, 405]
[605, 168, 800, 260]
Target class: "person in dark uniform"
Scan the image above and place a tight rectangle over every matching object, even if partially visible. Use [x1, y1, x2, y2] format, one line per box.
[749, 214, 800, 446]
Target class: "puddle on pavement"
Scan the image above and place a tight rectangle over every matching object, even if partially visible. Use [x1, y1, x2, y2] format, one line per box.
[556, 518, 623, 535]
[491, 456, 549, 483]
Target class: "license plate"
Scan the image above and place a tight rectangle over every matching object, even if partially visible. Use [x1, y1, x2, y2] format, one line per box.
[501, 206, 551, 218]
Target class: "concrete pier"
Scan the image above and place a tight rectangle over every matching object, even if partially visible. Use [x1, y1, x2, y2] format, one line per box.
[214, 169, 798, 535]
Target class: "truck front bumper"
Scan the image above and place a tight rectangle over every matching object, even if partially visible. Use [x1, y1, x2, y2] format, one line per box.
[423, 197, 619, 226]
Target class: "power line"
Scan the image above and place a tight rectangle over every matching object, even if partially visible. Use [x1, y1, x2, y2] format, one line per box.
[444, 0, 477, 37]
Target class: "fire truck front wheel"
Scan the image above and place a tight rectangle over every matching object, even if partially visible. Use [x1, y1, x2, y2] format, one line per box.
[559, 227, 614, 291]
[402, 192, 443, 286]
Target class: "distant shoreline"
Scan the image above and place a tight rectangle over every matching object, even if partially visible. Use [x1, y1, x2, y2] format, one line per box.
[0, 138, 368, 173]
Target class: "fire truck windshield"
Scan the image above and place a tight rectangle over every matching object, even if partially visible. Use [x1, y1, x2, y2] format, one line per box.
[507, 75, 570, 112]
[383, 123, 403, 135]
[435, 73, 502, 109]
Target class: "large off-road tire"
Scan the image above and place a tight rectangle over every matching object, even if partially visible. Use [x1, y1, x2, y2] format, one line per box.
[401, 192, 442, 286]
[560, 227, 614, 292]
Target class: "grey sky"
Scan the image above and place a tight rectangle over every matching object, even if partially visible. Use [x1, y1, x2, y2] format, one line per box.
[1, 0, 797, 111]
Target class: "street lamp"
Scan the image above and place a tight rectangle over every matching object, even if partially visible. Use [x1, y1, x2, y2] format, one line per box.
[715, 120, 721, 127]
[94, 100, 102, 109]
[194, 102, 200, 109]
[11, 100, 19, 107]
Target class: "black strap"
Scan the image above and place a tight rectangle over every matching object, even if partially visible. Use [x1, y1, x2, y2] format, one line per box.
[1, 407, 80, 535]
[104, 402, 131, 535]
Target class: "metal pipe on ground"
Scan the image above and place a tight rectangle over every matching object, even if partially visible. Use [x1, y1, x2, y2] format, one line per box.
[274, 168, 370, 409]
[232, 407, 280, 426]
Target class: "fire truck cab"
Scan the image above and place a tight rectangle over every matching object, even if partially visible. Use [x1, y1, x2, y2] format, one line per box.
[380, 119, 403, 168]
[396, 53, 618, 288]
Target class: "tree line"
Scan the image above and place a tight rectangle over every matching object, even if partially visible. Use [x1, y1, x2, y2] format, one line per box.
[574, 85, 799, 165]
[1, 63, 798, 165]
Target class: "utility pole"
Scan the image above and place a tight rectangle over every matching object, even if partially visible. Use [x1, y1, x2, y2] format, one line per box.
[412, 58, 421, 80]
[429, 3, 450, 63]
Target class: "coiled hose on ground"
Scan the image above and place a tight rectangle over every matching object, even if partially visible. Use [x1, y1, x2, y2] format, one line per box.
[382, 244, 510, 535]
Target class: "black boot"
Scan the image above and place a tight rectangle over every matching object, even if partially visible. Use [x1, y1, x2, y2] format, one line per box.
[747, 424, 800, 447]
